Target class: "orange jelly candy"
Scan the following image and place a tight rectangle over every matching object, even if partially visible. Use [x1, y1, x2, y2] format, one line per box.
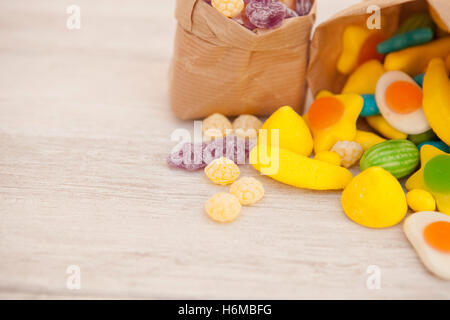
[308, 97, 345, 131]
[423, 221, 450, 253]
[385, 81, 422, 114]
[358, 33, 385, 66]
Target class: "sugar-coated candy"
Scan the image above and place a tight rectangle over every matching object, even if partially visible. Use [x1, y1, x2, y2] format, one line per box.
[446, 54, 450, 72]
[246, 0, 286, 29]
[296, 0, 313, 16]
[314, 151, 341, 167]
[408, 130, 438, 146]
[418, 141, 450, 153]
[384, 37, 450, 76]
[377, 28, 434, 55]
[424, 155, 450, 194]
[306, 95, 362, 153]
[375, 71, 430, 135]
[315, 90, 333, 99]
[365, 115, 407, 140]
[406, 189, 436, 212]
[167, 142, 208, 171]
[260, 106, 313, 156]
[342, 167, 407, 228]
[342, 60, 385, 95]
[205, 192, 242, 223]
[232, 114, 262, 139]
[337, 26, 383, 75]
[360, 139, 419, 179]
[250, 145, 353, 191]
[203, 135, 255, 165]
[202, 113, 232, 141]
[354, 130, 386, 151]
[212, 0, 245, 18]
[406, 145, 450, 215]
[404, 212, 450, 280]
[360, 94, 380, 117]
[331, 141, 363, 168]
[397, 13, 435, 34]
[423, 58, 450, 146]
[230, 177, 264, 205]
[205, 157, 240, 185]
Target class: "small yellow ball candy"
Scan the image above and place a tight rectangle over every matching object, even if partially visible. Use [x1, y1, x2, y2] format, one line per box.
[230, 177, 264, 205]
[211, 0, 245, 18]
[205, 157, 240, 185]
[331, 141, 363, 168]
[314, 151, 342, 167]
[202, 113, 232, 141]
[233, 115, 262, 139]
[341, 167, 407, 228]
[406, 189, 436, 212]
[205, 193, 242, 223]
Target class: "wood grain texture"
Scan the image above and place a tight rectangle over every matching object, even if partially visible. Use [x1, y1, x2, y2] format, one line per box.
[0, 0, 449, 299]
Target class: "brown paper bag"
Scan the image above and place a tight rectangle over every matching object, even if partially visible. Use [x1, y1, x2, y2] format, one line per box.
[169, 0, 316, 120]
[307, 0, 450, 96]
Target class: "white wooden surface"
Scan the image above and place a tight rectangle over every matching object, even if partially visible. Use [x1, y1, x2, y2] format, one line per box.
[0, 0, 449, 299]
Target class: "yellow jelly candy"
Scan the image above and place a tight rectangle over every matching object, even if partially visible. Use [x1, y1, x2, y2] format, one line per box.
[423, 58, 450, 146]
[250, 145, 353, 191]
[211, 0, 244, 18]
[230, 177, 264, 205]
[205, 157, 240, 185]
[316, 90, 333, 99]
[306, 95, 363, 153]
[337, 25, 383, 75]
[331, 141, 363, 168]
[354, 130, 386, 150]
[406, 145, 450, 215]
[203, 113, 232, 141]
[205, 193, 242, 223]
[314, 151, 342, 167]
[365, 115, 408, 140]
[407, 189, 436, 212]
[342, 60, 385, 94]
[384, 37, 450, 76]
[342, 167, 407, 228]
[259, 106, 313, 156]
[233, 114, 262, 140]
[429, 4, 450, 33]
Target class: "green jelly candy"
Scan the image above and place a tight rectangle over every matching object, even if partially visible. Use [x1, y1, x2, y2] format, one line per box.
[360, 139, 419, 179]
[397, 13, 436, 34]
[424, 155, 450, 193]
[408, 129, 438, 145]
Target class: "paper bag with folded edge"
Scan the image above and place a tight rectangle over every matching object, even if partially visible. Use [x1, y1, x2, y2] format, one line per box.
[170, 0, 316, 120]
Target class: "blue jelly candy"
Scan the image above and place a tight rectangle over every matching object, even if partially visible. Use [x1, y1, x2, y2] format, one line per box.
[414, 73, 425, 87]
[360, 94, 380, 117]
[418, 141, 450, 153]
[377, 28, 434, 55]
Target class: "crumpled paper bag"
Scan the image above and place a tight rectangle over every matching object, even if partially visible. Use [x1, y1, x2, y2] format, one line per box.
[307, 0, 450, 96]
[170, 0, 316, 120]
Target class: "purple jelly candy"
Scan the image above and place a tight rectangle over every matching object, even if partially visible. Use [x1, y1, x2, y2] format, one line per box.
[246, 0, 287, 29]
[167, 142, 207, 171]
[296, 0, 312, 16]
